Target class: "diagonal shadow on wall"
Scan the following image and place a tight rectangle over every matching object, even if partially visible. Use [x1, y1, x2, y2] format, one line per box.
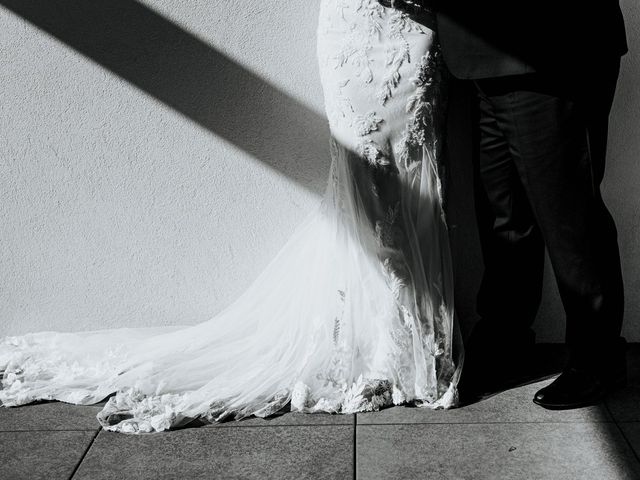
[0, 0, 331, 193]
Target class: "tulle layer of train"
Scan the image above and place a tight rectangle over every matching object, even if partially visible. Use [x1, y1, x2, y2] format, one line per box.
[0, 148, 461, 434]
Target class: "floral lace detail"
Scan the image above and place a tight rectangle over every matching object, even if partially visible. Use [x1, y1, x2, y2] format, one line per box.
[326, 0, 426, 109]
[314, 290, 352, 393]
[98, 388, 184, 434]
[331, 1, 382, 84]
[395, 47, 448, 228]
[377, 10, 414, 104]
[355, 0, 386, 38]
[291, 376, 394, 414]
[333, 289, 347, 346]
[352, 112, 390, 167]
[396, 49, 443, 171]
[334, 44, 374, 84]
[352, 112, 384, 136]
[375, 203, 400, 248]
[408, 49, 442, 146]
[0, 335, 124, 407]
[342, 377, 393, 412]
[332, 79, 356, 121]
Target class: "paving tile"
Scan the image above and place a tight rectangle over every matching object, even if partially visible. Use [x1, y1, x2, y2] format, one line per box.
[0, 430, 96, 480]
[358, 378, 612, 425]
[74, 425, 353, 480]
[357, 422, 640, 480]
[618, 422, 640, 459]
[606, 386, 640, 422]
[0, 401, 104, 431]
[196, 411, 354, 428]
[602, 344, 640, 422]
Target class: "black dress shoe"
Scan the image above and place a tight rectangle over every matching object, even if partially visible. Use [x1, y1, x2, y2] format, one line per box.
[533, 368, 606, 410]
[533, 357, 627, 410]
[534, 336, 628, 410]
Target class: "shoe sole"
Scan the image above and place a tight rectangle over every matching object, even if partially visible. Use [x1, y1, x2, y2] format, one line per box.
[532, 395, 603, 410]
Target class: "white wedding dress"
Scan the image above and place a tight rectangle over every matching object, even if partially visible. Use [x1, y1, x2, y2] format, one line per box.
[0, 0, 461, 433]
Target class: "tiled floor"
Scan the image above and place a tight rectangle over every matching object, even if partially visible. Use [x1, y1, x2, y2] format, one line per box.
[2, 345, 640, 479]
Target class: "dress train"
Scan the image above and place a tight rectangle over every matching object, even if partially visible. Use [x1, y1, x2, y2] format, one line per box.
[0, 0, 462, 433]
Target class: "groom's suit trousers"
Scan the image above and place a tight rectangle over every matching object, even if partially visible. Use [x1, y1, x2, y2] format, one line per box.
[471, 61, 625, 365]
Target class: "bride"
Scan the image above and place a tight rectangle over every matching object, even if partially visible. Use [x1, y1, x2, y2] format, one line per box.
[0, 0, 462, 433]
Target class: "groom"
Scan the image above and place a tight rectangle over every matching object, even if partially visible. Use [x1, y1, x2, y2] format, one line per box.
[436, 2, 628, 408]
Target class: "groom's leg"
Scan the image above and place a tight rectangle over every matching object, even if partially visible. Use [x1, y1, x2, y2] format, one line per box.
[473, 86, 545, 347]
[568, 61, 625, 362]
[477, 66, 624, 373]
[458, 85, 545, 398]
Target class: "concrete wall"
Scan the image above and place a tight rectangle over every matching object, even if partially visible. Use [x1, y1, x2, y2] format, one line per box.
[1, 0, 638, 341]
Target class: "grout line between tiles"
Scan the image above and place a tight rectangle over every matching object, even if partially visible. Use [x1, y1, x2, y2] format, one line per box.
[353, 414, 357, 480]
[68, 427, 100, 480]
[604, 402, 640, 467]
[355, 420, 617, 426]
[0, 428, 102, 433]
[200, 422, 355, 429]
